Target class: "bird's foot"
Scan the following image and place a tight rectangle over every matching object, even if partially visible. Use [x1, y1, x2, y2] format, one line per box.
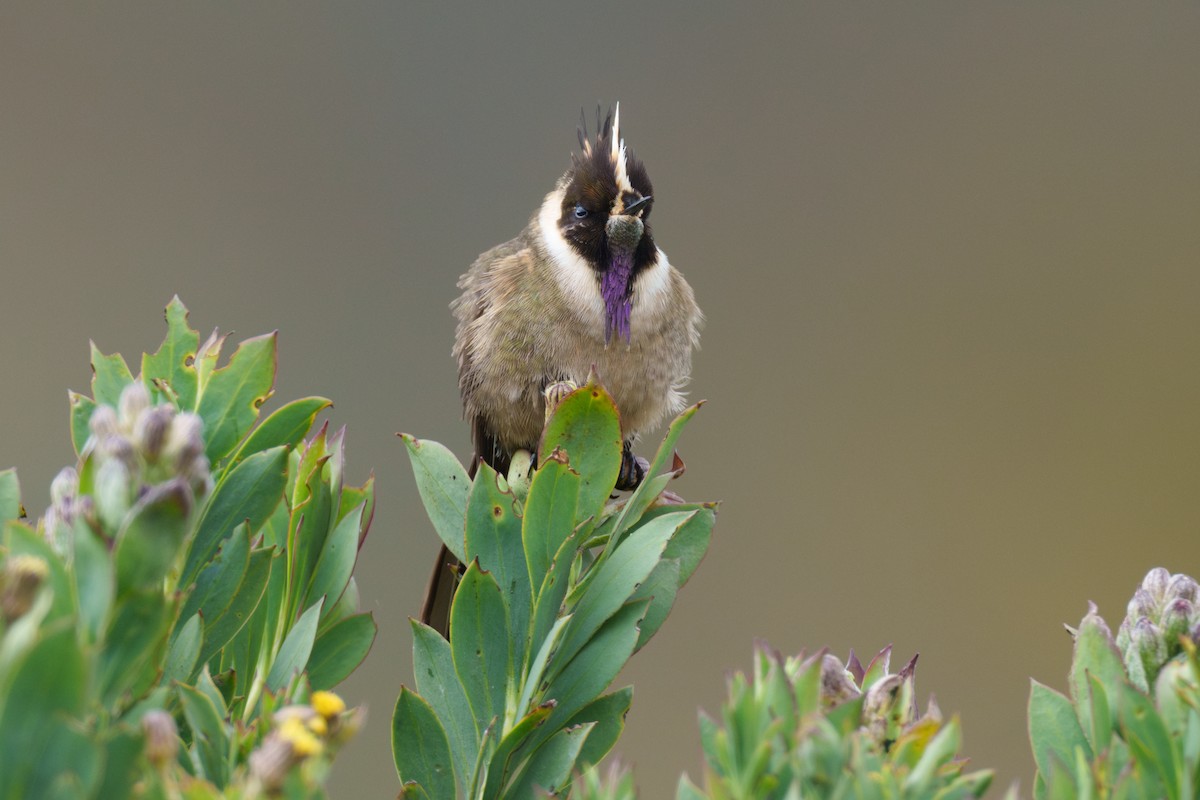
[615, 446, 648, 491]
[543, 380, 579, 423]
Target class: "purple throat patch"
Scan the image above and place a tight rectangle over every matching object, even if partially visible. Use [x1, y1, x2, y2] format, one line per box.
[601, 249, 634, 344]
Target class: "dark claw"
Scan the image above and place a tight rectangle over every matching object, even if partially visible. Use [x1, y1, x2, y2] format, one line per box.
[615, 443, 646, 491]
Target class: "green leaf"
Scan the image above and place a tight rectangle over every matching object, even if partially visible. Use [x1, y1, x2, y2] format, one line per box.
[197, 547, 274, 669]
[555, 511, 692, 673]
[412, 619, 479, 792]
[649, 503, 717, 587]
[563, 687, 634, 773]
[1029, 679, 1092, 786]
[228, 396, 331, 465]
[451, 561, 511, 734]
[527, 526, 585, 671]
[0, 467, 22, 522]
[609, 402, 701, 539]
[392, 687, 457, 799]
[401, 434, 470, 562]
[535, 599, 649, 754]
[482, 701, 556, 798]
[179, 522, 250, 636]
[142, 296, 201, 410]
[1119, 681, 1183, 800]
[307, 612, 376, 690]
[629, 556, 681, 652]
[288, 450, 334, 618]
[339, 474, 375, 543]
[0, 627, 89, 799]
[72, 518, 113, 643]
[521, 452, 580, 597]
[504, 722, 595, 798]
[905, 716, 962, 791]
[265, 598, 324, 693]
[95, 730, 146, 800]
[537, 381, 622, 527]
[166, 612, 203, 684]
[465, 462, 531, 667]
[182, 445, 288, 586]
[89, 341, 135, 407]
[196, 331, 277, 463]
[69, 392, 96, 456]
[178, 678, 231, 786]
[112, 481, 191, 594]
[307, 502, 362, 621]
[98, 590, 174, 709]
[1087, 672, 1114, 756]
[321, 575, 361, 634]
[1069, 604, 1127, 749]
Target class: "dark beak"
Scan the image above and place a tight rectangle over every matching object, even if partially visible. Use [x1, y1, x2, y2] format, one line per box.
[623, 194, 652, 216]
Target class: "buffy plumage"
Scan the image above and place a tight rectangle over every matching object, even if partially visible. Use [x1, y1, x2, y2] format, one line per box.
[421, 106, 701, 633]
[453, 104, 702, 484]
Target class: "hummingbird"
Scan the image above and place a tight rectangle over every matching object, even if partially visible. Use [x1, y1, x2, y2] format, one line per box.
[420, 104, 702, 633]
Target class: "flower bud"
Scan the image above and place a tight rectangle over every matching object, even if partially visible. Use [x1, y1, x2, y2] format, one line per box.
[1166, 574, 1199, 605]
[1141, 568, 1171, 603]
[163, 413, 205, 473]
[249, 733, 295, 792]
[141, 710, 179, 766]
[49, 467, 78, 508]
[133, 405, 174, 461]
[1130, 617, 1168, 682]
[862, 673, 905, 743]
[94, 458, 132, 534]
[1127, 588, 1159, 623]
[88, 404, 120, 441]
[1, 555, 49, 620]
[819, 653, 860, 709]
[1161, 598, 1193, 652]
[118, 382, 151, 430]
[100, 434, 139, 473]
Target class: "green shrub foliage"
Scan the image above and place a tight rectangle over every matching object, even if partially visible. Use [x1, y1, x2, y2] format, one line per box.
[394, 378, 717, 799]
[0, 297, 374, 799]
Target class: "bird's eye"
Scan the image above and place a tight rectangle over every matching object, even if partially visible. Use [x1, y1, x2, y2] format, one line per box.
[573, 204, 588, 219]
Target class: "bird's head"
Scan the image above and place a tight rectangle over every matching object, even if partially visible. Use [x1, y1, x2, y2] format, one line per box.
[556, 104, 656, 344]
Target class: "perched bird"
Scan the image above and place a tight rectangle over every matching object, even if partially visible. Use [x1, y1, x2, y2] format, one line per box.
[420, 104, 702, 632]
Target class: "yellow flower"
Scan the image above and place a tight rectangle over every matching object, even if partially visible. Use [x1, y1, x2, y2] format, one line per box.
[310, 691, 346, 720]
[279, 717, 324, 758]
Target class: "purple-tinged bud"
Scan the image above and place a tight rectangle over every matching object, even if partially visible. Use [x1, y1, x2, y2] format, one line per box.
[1142, 568, 1171, 602]
[863, 673, 905, 743]
[133, 405, 174, 461]
[1, 555, 49, 620]
[1127, 588, 1159, 623]
[1166, 574, 1199, 605]
[1130, 617, 1168, 682]
[249, 733, 295, 793]
[1161, 599, 1193, 653]
[50, 467, 78, 508]
[163, 413, 205, 473]
[89, 404, 120, 441]
[118, 382, 150, 430]
[141, 710, 179, 766]
[100, 434, 139, 473]
[819, 653, 860, 709]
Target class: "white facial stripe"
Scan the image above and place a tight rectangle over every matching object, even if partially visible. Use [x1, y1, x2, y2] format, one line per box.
[538, 189, 604, 327]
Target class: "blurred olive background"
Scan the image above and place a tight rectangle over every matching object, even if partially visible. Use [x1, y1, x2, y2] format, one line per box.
[3, 3, 1198, 797]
